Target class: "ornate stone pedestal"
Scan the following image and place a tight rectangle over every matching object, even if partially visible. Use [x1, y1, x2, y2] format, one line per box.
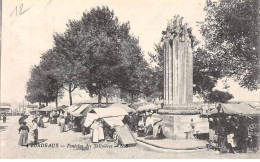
[155, 106, 209, 140]
[157, 16, 209, 140]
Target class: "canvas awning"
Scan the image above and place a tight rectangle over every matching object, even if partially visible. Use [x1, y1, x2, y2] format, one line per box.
[108, 103, 136, 113]
[28, 108, 40, 112]
[103, 116, 124, 127]
[137, 104, 160, 111]
[65, 104, 81, 113]
[246, 102, 260, 110]
[93, 107, 128, 118]
[209, 104, 260, 116]
[129, 104, 143, 110]
[83, 113, 99, 127]
[57, 105, 68, 111]
[70, 104, 92, 117]
[83, 113, 124, 128]
[39, 105, 56, 112]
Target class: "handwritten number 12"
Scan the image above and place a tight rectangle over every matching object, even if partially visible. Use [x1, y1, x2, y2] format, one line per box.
[10, 3, 30, 17]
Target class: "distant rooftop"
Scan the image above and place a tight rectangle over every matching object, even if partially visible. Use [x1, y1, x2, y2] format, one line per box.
[0, 103, 11, 106]
[26, 105, 38, 108]
[0, 105, 11, 109]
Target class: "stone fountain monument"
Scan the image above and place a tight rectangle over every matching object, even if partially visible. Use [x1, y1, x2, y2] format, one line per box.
[154, 15, 209, 139]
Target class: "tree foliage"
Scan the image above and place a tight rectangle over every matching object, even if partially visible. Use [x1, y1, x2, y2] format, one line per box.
[147, 43, 164, 100]
[52, 21, 87, 105]
[75, 7, 131, 106]
[25, 65, 60, 106]
[201, 0, 260, 90]
[35, 6, 148, 106]
[206, 90, 234, 103]
[118, 36, 150, 101]
[39, 50, 64, 106]
[193, 47, 222, 98]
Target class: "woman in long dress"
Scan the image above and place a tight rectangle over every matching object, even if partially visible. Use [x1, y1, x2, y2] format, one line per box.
[59, 116, 66, 133]
[57, 115, 62, 126]
[32, 120, 38, 144]
[53, 112, 58, 124]
[91, 120, 99, 143]
[38, 115, 44, 128]
[137, 116, 146, 137]
[18, 122, 29, 146]
[98, 120, 105, 141]
[50, 111, 54, 124]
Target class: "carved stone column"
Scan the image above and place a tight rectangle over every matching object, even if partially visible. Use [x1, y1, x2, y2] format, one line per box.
[162, 16, 194, 107]
[159, 16, 205, 140]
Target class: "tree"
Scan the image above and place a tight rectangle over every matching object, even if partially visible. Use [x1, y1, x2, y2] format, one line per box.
[118, 36, 150, 103]
[147, 43, 164, 100]
[52, 20, 87, 105]
[201, 0, 260, 90]
[74, 7, 135, 106]
[25, 65, 58, 107]
[101, 85, 120, 106]
[206, 90, 234, 103]
[39, 50, 64, 107]
[193, 47, 222, 99]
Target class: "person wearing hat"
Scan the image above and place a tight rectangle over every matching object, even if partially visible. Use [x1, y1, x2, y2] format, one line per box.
[59, 116, 66, 133]
[144, 111, 154, 136]
[18, 122, 29, 146]
[137, 116, 145, 137]
[38, 114, 44, 128]
[32, 120, 38, 144]
[50, 111, 54, 124]
[18, 114, 26, 125]
[53, 111, 58, 124]
[57, 114, 62, 126]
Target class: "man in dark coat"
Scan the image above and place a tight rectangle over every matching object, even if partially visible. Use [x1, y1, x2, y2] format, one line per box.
[3, 113, 7, 123]
[236, 117, 248, 153]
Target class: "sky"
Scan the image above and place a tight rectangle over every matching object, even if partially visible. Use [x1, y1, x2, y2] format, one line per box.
[1, 0, 259, 105]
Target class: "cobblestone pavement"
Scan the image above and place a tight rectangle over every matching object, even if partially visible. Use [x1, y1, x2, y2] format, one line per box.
[0, 116, 259, 159]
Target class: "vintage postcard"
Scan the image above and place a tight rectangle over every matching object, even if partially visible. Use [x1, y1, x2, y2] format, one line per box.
[1, 0, 259, 159]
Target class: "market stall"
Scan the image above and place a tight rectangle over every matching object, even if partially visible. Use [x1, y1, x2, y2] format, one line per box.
[70, 104, 93, 117]
[207, 103, 260, 153]
[38, 105, 57, 121]
[38, 105, 56, 112]
[70, 104, 93, 132]
[65, 104, 82, 113]
[56, 105, 69, 115]
[84, 107, 136, 146]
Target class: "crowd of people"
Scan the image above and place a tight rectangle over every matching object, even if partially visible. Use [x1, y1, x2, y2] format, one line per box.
[50, 111, 79, 133]
[17, 111, 70, 147]
[14, 107, 260, 154]
[15, 108, 166, 148]
[209, 115, 260, 153]
[50, 109, 165, 145]
[123, 110, 165, 139]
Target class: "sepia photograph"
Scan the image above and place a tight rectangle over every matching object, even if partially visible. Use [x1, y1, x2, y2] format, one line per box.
[0, 0, 259, 159]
